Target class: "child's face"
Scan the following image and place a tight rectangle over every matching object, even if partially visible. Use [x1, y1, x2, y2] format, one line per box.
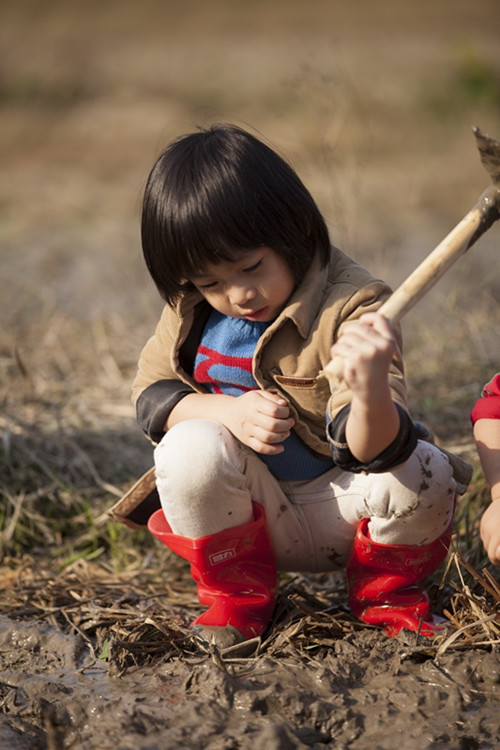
[190, 247, 295, 322]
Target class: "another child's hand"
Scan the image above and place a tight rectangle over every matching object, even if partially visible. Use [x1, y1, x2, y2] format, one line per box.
[480, 499, 500, 566]
[330, 312, 396, 401]
[226, 390, 294, 455]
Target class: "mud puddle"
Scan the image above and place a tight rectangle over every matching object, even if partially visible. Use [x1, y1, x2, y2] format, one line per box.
[1, 613, 499, 749]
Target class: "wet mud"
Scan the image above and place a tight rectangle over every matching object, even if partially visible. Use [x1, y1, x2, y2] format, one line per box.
[1, 612, 499, 749]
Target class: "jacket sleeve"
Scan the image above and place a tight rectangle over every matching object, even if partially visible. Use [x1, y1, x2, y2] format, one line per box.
[132, 303, 197, 443]
[136, 380, 196, 443]
[327, 403, 418, 472]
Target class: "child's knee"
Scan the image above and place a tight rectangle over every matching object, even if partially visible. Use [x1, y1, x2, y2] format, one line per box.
[366, 440, 456, 545]
[412, 439, 455, 495]
[414, 440, 457, 526]
[375, 441, 455, 506]
[154, 419, 242, 489]
[156, 419, 228, 463]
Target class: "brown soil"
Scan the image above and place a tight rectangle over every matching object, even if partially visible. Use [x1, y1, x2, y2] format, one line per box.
[2, 618, 500, 750]
[1, 556, 500, 750]
[1, 1, 500, 748]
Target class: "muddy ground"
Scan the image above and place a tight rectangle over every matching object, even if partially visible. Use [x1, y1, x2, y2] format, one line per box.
[1, 557, 500, 750]
[1, 616, 500, 750]
[1, 0, 500, 748]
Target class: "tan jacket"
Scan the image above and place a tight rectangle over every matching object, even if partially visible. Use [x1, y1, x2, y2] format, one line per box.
[132, 246, 408, 458]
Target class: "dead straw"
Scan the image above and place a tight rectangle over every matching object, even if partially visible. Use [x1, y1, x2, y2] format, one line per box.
[0, 542, 498, 671]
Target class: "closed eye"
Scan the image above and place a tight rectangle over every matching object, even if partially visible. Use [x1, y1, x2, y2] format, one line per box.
[243, 260, 262, 273]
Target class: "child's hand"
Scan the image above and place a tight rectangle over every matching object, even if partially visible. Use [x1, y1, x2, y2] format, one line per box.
[226, 390, 294, 455]
[330, 312, 396, 401]
[480, 499, 500, 566]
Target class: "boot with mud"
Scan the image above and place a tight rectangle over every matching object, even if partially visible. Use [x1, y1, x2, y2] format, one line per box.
[347, 517, 453, 638]
[148, 502, 277, 653]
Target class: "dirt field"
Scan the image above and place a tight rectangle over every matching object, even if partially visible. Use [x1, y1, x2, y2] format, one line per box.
[1, 0, 500, 748]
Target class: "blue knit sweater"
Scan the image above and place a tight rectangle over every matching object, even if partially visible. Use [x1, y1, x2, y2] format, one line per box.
[194, 310, 333, 480]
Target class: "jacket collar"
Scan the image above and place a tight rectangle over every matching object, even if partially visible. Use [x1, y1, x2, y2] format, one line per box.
[274, 251, 328, 338]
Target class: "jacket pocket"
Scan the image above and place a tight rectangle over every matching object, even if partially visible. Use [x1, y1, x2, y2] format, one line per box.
[273, 374, 330, 426]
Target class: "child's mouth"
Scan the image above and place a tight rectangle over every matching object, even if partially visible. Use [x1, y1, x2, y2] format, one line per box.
[244, 307, 268, 321]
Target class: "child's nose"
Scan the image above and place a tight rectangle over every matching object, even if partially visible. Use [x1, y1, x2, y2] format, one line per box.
[228, 284, 256, 306]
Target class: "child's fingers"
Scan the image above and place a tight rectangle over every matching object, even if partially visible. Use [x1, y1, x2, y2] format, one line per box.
[336, 312, 395, 342]
[331, 315, 396, 362]
[486, 534, 500, 566]
[248, 435, 286, 455]
[480, 503, 500, 566]
[258, 390, 288, 406]
[253, 412, 294, 440]
[358, 311, 394, 334]
[234, 391, 293, 452]
[332, 329, 394, 365]
[253, 423, 292, 446]
[255, 389, 291, 417]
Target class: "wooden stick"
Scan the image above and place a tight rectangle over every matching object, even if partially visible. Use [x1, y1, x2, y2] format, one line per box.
[323, 182, 500, 385]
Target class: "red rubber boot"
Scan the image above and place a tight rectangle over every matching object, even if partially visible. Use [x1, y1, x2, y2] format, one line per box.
[148, 503, 277, 650]
[347, 518, 453, 638]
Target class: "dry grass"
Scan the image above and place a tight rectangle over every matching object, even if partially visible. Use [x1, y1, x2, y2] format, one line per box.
[0, 537, 498, 675]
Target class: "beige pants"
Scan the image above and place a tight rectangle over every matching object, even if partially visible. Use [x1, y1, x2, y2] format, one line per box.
[154, 419, 456, 572]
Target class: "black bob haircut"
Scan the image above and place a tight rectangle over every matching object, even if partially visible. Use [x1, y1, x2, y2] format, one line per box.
[141, 124, 331, 305]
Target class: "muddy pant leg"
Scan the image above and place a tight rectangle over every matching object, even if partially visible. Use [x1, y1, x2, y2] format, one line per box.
[155, 425, 455, 570]
[154, 419, 308, 562]
[332, 440, 457, 546]
[279, 440, 457, 569]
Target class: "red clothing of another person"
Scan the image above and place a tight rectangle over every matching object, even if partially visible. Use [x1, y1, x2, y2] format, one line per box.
[471, 373, 500, 423]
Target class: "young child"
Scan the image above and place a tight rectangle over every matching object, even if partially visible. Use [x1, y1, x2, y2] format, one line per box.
[128, 123, 469, 650]
[471, 374, 500, 566]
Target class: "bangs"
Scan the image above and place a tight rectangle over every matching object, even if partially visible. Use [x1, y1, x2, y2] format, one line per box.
[166, 192, 270, 283]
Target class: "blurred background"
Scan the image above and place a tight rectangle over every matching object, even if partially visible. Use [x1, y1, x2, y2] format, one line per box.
[1, 0, 500, 511]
